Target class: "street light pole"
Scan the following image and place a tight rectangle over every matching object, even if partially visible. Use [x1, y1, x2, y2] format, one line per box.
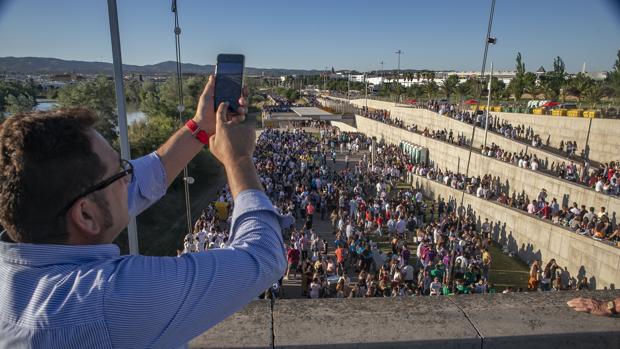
[323, 66, 328, 92]
[484, 62, 493, 148]
[347, 72, 350, 101]
[365, 73, 368, 111]
[395, 49, 404, 104]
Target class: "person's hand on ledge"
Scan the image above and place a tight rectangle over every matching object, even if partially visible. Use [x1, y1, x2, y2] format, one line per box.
[567, 297, 616, 317]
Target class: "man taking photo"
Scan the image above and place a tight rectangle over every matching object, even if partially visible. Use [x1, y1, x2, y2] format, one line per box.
[0, 76, 292, 348]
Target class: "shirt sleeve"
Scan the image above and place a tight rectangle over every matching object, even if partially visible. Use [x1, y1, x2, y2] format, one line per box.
[127, 152, 168, 217]
[103, 189, 292, 349]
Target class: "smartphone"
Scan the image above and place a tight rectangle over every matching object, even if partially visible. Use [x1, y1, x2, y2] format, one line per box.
[214, 54, 244, 113]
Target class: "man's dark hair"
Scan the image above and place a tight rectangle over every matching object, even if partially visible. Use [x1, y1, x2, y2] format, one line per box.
[0, 108, 107, 243]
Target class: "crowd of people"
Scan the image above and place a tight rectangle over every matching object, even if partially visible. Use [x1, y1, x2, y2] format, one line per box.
[330, 98, 620, 197]
[179, 116, 616, 301]
[407, 160, 620, 246]
[178, 93, 617, 301]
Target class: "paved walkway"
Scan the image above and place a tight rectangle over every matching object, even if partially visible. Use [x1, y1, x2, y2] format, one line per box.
[280, 140, 368, 298]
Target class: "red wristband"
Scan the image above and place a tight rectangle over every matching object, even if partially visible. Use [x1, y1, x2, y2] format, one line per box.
[185, 119, 210, 146]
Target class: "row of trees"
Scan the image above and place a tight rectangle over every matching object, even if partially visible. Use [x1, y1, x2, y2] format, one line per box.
[254, 50, 620, 108]
[380, 50, 620, 107]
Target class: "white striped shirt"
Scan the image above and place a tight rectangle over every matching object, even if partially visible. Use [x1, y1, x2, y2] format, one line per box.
[0, 152, 291, 348]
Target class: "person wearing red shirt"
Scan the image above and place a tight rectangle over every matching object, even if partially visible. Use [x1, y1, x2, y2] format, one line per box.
[335, 245, 346, 275]
[286, 245, 301, 280]
[306, 202, 316, 228]
[538, 201, 551, 219]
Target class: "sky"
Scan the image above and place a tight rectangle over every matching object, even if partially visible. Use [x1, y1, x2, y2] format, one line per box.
[0, 0, 619, 73]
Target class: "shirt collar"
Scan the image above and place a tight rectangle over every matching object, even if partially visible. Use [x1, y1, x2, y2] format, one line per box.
[0, 231, 120, 267]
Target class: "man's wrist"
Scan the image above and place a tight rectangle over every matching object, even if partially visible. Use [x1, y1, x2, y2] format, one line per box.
[193, 116, 215, 135]
[224, 156, 255, 169]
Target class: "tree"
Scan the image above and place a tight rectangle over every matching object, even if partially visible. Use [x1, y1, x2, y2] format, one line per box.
[566, 73, 593, 103]
[489, 77, 506, 101]
[523, 72, 538, 98]
[57, 76, 118, 143]
[509, 52, 526, 101]
[423, 80, 439, 100]
[407, 84, 423, 100]
[583, 82, 604, 107]
[125, 79, 142, 105]
[539, 56, 566, 100]
[0, 80, 37, 113]
[128, 114, 176, 157]
[5, 94, 35, 114]
[605, 49, 620, 100]
[539, 78, 558, 100]
[455, 82, 469, 102]
[441, 75, 459, 101]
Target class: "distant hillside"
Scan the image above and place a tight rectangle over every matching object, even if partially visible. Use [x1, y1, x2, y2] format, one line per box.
[0, 56, 322, 76]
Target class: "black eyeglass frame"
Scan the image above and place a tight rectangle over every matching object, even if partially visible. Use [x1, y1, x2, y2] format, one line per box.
[58, 159, 134, 216]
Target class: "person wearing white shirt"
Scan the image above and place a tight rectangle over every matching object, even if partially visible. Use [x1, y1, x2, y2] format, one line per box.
[309, 279, 321, 299]
[415, 191, 423, 203]
[197, 229, 207, 252]
[595, 179, 604, 192]
[396, 218, 406, 236]
[345, 222, 355, 239]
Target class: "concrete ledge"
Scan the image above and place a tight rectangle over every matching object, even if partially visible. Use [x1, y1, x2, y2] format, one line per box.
[191, 291, 620, 348]
[273, 297, 480, 348]
[189, 300, 272, 349]
[452, 290, 620, 349]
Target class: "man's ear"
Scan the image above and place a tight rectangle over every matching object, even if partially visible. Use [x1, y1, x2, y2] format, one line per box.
[66, 198, 102, 243]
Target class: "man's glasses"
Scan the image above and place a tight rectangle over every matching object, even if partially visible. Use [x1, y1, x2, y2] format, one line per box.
[58, 159, 134, 216]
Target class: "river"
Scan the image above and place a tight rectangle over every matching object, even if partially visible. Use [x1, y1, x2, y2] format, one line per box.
[35, 100, 147, 124]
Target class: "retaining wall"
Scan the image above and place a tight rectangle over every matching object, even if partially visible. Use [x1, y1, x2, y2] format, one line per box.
[344, 97, 620, 165]
[409, 173, 620, 289]
[354, 115, 620, 226]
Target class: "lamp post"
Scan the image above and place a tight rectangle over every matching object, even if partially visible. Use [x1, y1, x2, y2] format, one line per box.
[395, 50, 404, 104]
[484, 62, 493, 148]
[347, 72, 350, 101]
[365, 73, 368, 111]
[323, 66, 328, 92]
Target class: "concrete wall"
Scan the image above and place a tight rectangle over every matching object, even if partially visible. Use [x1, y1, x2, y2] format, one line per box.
[347, 98, 571, 169]
[346, 97, 620, 164]
[354, 115, 620, 226]
[330, 121, 358, 133]
[191, 290, 620, 348]
[409, 173, 620, 290]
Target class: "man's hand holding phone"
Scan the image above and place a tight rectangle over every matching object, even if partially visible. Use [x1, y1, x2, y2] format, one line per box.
[193, 75, 247, 137]
[209, 99, 262, 200]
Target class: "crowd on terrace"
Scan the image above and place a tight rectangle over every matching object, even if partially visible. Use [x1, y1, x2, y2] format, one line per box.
[323, 98, 620, 197]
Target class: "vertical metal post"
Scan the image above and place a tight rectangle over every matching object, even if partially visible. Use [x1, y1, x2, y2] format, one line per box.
[371, 138, 376, 169]
[365, 73, 368, 111]
[484, 62, 493, 148]
[395, 50, 403, 104]
[107, 0, 139, 255]
[347, 72, 350, 101]
[172, 1, 193, 238]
